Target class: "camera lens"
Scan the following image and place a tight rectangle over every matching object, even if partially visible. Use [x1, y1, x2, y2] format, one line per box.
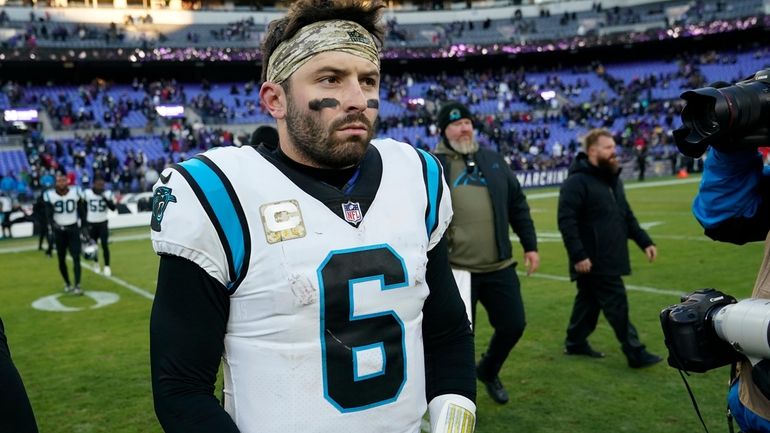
[683, 100, 720, 137]
[675, 77, 770, 156]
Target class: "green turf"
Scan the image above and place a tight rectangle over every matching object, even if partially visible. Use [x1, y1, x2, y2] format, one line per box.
[0, 175, 761, 433]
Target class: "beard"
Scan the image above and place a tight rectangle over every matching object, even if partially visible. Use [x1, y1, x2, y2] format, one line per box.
[447, 136, 479, 155]
[597, 155, 620, 174]
[285, 96, 374, 169]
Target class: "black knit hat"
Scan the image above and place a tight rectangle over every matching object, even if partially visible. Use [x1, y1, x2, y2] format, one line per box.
[250, 125, 279, 150]
[436, 100, 473, 134]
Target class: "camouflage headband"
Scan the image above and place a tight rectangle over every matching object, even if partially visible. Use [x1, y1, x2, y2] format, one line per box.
[266, 20, 380, 84]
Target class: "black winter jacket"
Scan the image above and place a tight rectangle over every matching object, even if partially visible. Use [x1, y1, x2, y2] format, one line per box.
[435, 147, 538, 261]
[557, 153, 653, 280]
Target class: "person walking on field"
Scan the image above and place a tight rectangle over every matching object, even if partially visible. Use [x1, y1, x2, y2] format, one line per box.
[433, 100, 540, 405]
[44, 173, 85, 296]
[557, 128, 662, 369]
[83, 176, 116, 276]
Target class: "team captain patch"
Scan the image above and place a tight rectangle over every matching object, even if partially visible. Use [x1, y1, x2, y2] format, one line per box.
[260, 199, 306, 244]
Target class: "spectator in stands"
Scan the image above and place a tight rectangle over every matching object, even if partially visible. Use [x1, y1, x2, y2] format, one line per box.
[557, 128, 661, 368]
[0, 172, 16, 195]
[433, 100, 539, 405]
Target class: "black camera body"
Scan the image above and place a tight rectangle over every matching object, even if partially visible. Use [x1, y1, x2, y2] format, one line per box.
[660, 288, 742, 373]
[673, 69, 770, 158]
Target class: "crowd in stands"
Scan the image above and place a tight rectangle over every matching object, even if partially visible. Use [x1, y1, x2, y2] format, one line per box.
[0, 0, 763, 62]
[2, 10, 127, 49]
[602, 4, 644, 27]
[0, 119, 250, 209]
[207, 17, 258, 43]
[2, 47, 737, 202]
[0, 9, 266, 51]
[1, 78, 192, 130]
[189, 87, 260, 124]
[4, 40, 767, 202]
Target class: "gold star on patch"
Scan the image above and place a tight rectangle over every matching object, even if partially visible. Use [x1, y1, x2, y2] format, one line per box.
[347, 30, 369, 44]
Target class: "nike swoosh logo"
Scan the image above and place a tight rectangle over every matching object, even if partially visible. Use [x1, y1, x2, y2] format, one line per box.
[160, 171, 172, 184]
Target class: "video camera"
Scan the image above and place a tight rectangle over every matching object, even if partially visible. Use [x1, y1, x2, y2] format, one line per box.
[673, 69, 770, 159]
[660, 288, 770, 373]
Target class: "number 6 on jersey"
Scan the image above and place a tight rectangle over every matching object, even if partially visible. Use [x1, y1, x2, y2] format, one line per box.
[318, 245, 408, 412]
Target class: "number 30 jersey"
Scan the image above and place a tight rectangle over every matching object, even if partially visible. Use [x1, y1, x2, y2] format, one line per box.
[151, 139, 452, 433]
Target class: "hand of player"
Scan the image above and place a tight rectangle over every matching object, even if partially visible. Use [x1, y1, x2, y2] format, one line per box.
[645, 245, 657, 262]
[574, 258, 592, 274]
[523, 251, 540, 276]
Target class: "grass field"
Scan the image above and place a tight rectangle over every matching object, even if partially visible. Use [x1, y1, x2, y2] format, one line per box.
[0, 174, 764, 433]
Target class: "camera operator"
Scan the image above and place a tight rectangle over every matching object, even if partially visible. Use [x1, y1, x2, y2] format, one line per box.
[693, 144, 770, 432]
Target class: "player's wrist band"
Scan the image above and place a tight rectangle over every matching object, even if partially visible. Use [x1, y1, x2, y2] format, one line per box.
[428, 393, 476, 433]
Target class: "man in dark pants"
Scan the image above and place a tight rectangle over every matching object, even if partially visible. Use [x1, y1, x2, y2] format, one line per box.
[84, 176, 116, 276]
[557, 128, 661, 368]
[44, 173, 85, 295]
[33, 191, 52, 255]
[0, 318, 39, 433]
[433, 101, 540, 405]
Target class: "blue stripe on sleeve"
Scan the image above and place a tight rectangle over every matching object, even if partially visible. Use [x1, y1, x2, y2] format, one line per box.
[416, 148, 440, 238]
[179, 158, 245, 284]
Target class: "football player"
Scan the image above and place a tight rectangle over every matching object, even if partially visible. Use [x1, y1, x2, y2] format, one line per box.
[44, 172, 85, 295]
[83, 176, 116, 276]
[149, 1, 476, 432]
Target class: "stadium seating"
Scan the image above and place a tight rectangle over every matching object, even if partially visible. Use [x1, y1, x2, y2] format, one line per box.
[1, 0, 765, 52]
[1, 0, 769, 200]
[0, 149, 29, 176]
[7, 41, 769, 192]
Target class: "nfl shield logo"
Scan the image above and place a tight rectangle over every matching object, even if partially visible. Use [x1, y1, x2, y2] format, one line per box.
[342, 201, 363, 224]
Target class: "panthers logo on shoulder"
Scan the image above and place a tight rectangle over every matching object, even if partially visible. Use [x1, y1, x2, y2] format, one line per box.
[151, 186, 177, 232]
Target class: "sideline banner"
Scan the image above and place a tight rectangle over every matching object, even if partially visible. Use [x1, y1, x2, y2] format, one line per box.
[3, 163, 677, 237]
[516, 167, 570, 189]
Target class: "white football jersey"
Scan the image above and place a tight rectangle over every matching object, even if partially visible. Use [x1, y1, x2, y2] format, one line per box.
[44, 187, 83, 226]
[84, 189, 114, 223]
[151, 139, 452, 433]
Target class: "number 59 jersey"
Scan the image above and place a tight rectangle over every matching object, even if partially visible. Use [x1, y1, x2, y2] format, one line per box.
[151, 138, 452, 433]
